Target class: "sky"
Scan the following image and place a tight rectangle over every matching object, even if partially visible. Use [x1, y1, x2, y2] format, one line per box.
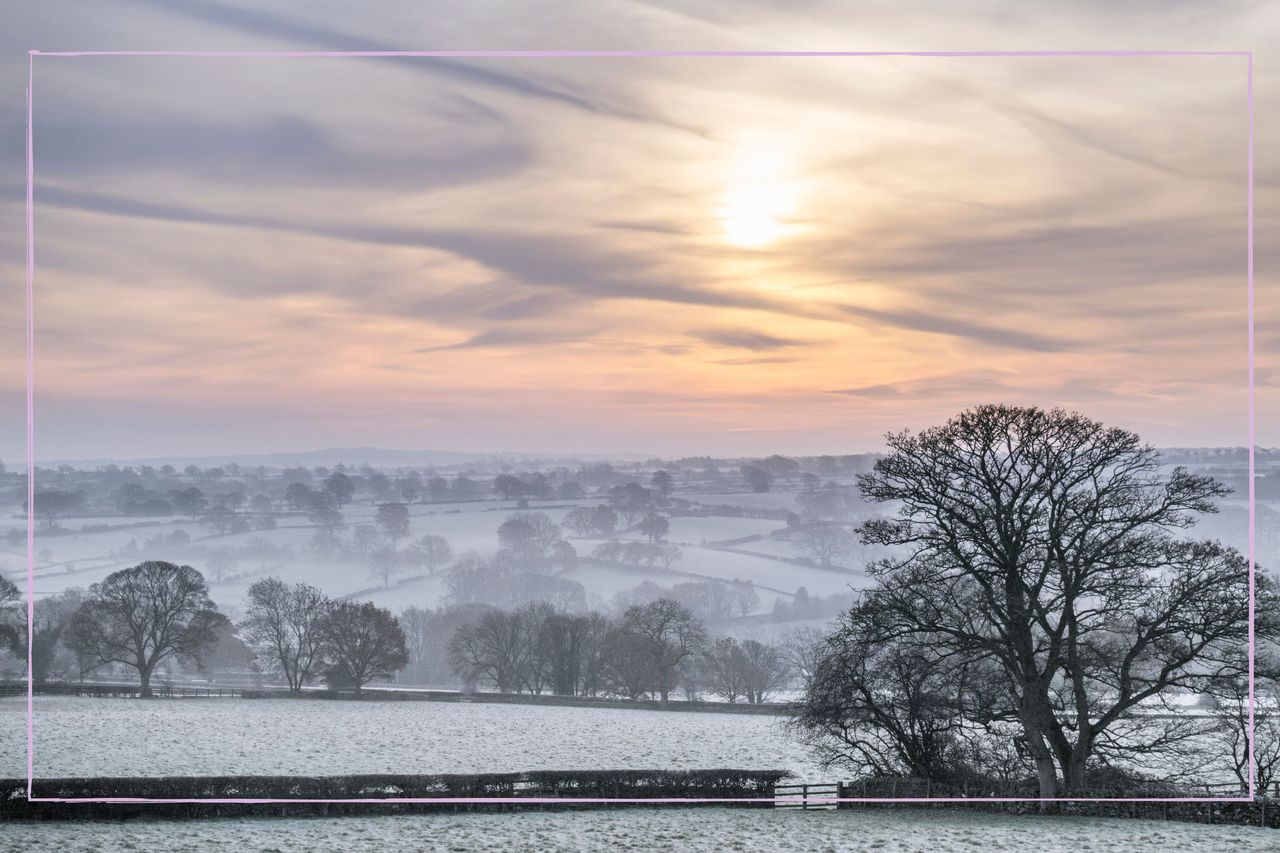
[1, 1, 1277, 463]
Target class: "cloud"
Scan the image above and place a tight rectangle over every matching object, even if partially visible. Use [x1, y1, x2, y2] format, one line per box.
[122, 0, 709, 136]
[28, 112, 531, 189]
[837, 303, 1076, 353]
[691, 329, 801, 350]
[830, 369, 1017, 399]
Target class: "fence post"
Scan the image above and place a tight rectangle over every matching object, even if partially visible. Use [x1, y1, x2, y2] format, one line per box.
[836, 781, 845, 810]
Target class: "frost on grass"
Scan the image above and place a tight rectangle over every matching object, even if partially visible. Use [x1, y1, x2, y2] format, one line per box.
[4, 808, 1277, 853]
[4, 696, 820, 779]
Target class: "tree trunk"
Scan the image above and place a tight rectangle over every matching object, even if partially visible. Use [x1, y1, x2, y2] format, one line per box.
[1019, 698, 1059, 802]
[138, 662, 154, 699]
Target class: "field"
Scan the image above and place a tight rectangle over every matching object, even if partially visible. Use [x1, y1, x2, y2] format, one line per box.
[2, 696, 822, 779]
[6, 807, 1276, 852]
[4, 493, 868, 618]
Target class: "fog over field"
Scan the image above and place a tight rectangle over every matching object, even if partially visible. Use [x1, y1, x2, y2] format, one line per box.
[4, 0, 1278, 849]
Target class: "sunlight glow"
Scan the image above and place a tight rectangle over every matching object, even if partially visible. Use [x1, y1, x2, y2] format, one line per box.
[719, 185, 790, 247]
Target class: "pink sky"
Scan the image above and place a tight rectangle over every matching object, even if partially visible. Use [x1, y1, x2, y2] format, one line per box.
[2, 3, 1270, 462]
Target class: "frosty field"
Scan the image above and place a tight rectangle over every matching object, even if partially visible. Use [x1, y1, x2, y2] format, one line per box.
[7, 807, 1276, 853]
[3, 696, 822, 780]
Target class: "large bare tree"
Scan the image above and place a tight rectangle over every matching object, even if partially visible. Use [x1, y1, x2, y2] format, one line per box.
[241, 578, 330, 691]
[318, 601, 408, 695]
[856, 404, 1254, 797]
[65, 561, 227, 697]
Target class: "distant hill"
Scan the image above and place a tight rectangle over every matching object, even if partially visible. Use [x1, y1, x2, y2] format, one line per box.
[38, 446, 650, 470]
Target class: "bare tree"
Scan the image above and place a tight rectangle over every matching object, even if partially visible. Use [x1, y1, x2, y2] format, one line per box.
[789, 596, 976, 780]
[620, 598, 707, 705]
[0, 573, 20, 653]
[318, 601, 408, 695]
[638, 513, 669, 542]
[449, 608, 530, 693]
[796, 524, 854, 569]
[857, 404, 1255, 797]
[241, 578, 330, 692]
[65, 561, 228, 697]
[375, 502, 411, 549]
[739, 638, 790, 703]
[413, 534, 452, 576]
[369, 547, 401, 588]
[702, 637, 748, 703]
[352, 524, 380, 555]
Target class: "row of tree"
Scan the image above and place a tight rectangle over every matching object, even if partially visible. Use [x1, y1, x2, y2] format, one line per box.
[447, 599, 790, 704]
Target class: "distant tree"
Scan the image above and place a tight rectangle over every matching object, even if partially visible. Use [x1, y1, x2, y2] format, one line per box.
[28, 589, 86, 684]
[0, 573, 19, 652]
[168, 486, 206, 519]
[398, 473, 423, 504]
[114, 483, 147, 513]
[307, 492, 346, 537]
[450, 609, 531, 693]
[509, 512, 562, 557]
[352, 524, 380, 555]
[549, 540, 578, 571]
[797, 481, 860, 522]
[557, 481, 586, 501]
[589, 505, 618, 536]
[249, 494, 274, 514]
[426, 476, 451, 503]
[451, 476, 483, 502]
[323, 472, 355, 508]
[739, 638, 790, 703]
[200, 505, 236, 535]
[608, 483, 653, 525]
[27, 490, 86, 529]
[656, 543, 682, 570]
[375, 502, 411, 548]
[284, 482, 312, 511]
[650, 470, 674, 500]
[729, 580, 760, 617]
[740, 465, 773, 493]
[398, 605, 434, 679]
[760, 455, 800, 478]
[796, 524, 854, 569]
[702, 637, 748, 703]
[240, 573, 330, 686]
[493, 474, 528, 501]
[65, 561, 227, 697]
[366, 472, 392, 500]
[562, 506, 596, 538]
[318, 601, 409, 695]
[206, 548, 236, 582]
[498, 516, 538, 558]
[369, 547, 401, 588]
[638, 513, 669, 543]
[412, 534, 452, 576]
[620, 598, 707, 705]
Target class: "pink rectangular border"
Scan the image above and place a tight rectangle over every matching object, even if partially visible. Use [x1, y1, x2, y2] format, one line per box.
[22, 48, 1256, 806]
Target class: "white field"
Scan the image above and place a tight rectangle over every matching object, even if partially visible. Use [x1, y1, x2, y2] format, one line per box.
[3, 695, 822, 780]
[6, 808, 1276, 852]
[3, 499, 868, 616]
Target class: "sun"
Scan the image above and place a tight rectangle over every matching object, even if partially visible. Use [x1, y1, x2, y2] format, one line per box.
[718, 185, 791, 248]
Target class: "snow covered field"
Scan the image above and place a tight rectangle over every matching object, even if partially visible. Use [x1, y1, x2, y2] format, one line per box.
[3, 696, 821, 780]
[6, 498, 863, 615]
[6, 807, 1275, 852]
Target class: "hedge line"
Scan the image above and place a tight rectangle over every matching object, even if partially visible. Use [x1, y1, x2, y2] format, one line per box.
[1, 769, 789, 820]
